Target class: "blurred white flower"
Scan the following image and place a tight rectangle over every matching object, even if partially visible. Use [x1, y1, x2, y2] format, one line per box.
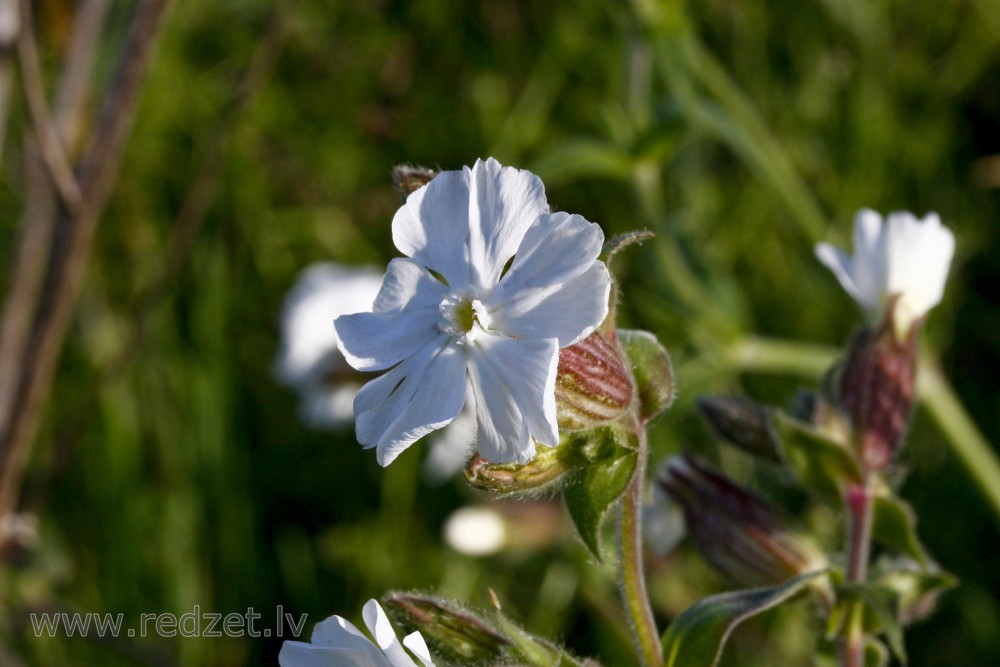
[443, 506, 507, 557]
[335, 158, 611, 466]
[279, 599, 434, 667]
[815, 209, 954, 336]
[274, 263, 383, 429]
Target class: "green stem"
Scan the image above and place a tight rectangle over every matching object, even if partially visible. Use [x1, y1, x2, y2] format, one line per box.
[841, 473, 874, 667]
[619, 423, 662, 667]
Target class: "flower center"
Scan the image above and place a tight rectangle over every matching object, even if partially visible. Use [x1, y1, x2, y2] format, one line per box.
[439, 293, 493, 338]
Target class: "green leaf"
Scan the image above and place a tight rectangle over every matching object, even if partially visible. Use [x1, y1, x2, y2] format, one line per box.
[563, 427, 638, 559]
[661, 570, 828, 667]
[871, 496, 930, 567]
[619, 329, 675, 421]
[772, 411, 861, 503]
[864, 637, 890, 667]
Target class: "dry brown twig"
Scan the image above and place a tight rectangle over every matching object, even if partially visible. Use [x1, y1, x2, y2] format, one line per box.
[0, 0, 175, 520]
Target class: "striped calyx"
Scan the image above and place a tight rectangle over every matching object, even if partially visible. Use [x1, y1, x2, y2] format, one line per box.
[555, 328, 633, 431]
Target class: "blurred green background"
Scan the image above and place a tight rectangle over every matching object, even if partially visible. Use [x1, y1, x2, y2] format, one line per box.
[2, 0, 1000, 664]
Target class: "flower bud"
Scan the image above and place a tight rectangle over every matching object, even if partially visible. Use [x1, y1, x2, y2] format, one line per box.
[465, 447, 570, 496]
[838, 313, 917, 471]
[392, 164, 436, 199]
[696, 396, 782, 463]
[383, 593, 509, 663]
[555, 328, 633, 431]
[657, 453, 826, 587]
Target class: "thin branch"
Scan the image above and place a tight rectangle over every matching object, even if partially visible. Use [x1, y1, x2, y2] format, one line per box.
[0, 0, 174, 520]
[15, 0, 83, 214]
[0, 0, 111, 470]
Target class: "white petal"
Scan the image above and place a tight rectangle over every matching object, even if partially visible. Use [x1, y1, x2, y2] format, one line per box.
[489, 211, 605, 307]
[373, 258, 449, 313]
[850, 209, 890, 309]
[334, 307, 441, 372]
[884, 211, 954, 325]
[305, 614, 390, 665]
[362, 600, 419, 667]
[467, 158, 549, 289]
[488, 262, 611, 347]
[815, 242, 871, 310]
[278, 643, 388, 667]
[467, 334, 559, 462]
[392, 169, 472, 287]
[274, 263, 382, 388]
[422, 389, 477, 483]
[354, 337, 467, 466]
[402, 632, 436, 666]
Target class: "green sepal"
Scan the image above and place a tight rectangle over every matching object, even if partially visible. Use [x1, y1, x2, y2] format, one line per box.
[492, 605, 597, 667]
[661, 570, 829, 667]
[871, 495, 930, 567]
[772, 411, 861, 503]
[563, 426, 638, 560]
[619, 329, 675, 421]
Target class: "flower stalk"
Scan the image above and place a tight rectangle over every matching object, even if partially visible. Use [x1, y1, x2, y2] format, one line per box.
[619, 421, 662, 667]
[841, 474, 874, 667]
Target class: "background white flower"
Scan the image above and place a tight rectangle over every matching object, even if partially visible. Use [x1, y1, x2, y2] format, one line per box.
[274, 263, 383, 429]
[279, 599, 434, 667]
[334, 158, 611, 466]
[815, 208, 955, 335]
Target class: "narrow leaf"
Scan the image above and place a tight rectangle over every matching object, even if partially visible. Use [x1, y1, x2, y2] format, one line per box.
[772, 412, 861, 503]
[871, 496, 930, 567]
[662, 570, 828, 667]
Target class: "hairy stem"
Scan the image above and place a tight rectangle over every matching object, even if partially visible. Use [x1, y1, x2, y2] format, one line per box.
[619, 423, 662, 667]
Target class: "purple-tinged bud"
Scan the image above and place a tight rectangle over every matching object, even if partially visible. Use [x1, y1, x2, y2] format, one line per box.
[657, 453, 826, 588]
[392, 164, 436, 199]
[555, 328, 634, 431]
[839, 314, 917, 471]
[696, 396, 782, 463]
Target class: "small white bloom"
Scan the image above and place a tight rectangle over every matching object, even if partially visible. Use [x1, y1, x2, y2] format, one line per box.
[274, 263, 383, 429]
[335, 158, 611, 466]
[279, 599, 434, 667]
[815, 209, 954, 336]
[443, 506, 507, 556]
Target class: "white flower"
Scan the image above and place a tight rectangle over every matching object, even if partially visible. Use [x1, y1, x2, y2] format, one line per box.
[279, 599, 434, 667]
[815, 209, 954, 336]
[335, 158, 611, 466]
[274, 263, 383, 429]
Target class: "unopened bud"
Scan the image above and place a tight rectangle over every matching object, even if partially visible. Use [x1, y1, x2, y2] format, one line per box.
[465, 447, 569, 496]
[657, 453, 826, 587]
[839, 315, 917, 471]
[696, 396, 781, 463]
[383, 593, 509, 663]
[555, 328, 633, 431]
[392, 164, 436, 199]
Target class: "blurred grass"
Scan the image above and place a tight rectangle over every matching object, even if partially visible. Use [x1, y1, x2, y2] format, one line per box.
[2, 0, 1000, 664]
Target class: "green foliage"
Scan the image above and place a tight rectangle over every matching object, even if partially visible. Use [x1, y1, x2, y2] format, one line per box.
[661, 571, 828, 667]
